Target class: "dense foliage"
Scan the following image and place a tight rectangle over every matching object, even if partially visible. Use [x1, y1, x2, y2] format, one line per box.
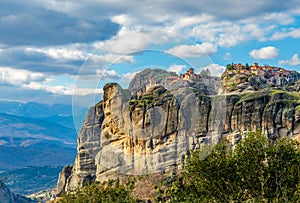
[59, 179, 137, 203]
[157, 131, 300, 202]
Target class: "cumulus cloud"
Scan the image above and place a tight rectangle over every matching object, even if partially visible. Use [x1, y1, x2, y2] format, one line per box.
[25, 47, 86, 61]
[191, 21, 273, 47]
[95, 69, 121, 80]
[167, 14, 214, 32]
[242, 12, 294, 25]
[0, 66, 103, 97]
[271, 28, 300, 40]
[30, 45, 137, 64]
[279, 54, 300, 66]
[111, 14, 134, 26]
[165, 43, 217, 58]
[223, 52, 232, 60]
[25, 82, 103, 96]
[0, 46, 84, 75]
[0, 45, 136, 77]
[261, 12, 294, 25]
[94, 31, 170, 54]
[0, 85, 73, 105]
[249, 46, 279, 59]
[90, 53, 135, 64]
[0, 67, 47, 86]
[167, 64, 187, 74]
[118, 71, 140, 87]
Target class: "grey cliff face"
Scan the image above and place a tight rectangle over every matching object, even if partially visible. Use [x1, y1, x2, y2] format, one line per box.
[0, 185, 32, 203]
[0, 186, 15, 203]
[57, 69, 300, 194]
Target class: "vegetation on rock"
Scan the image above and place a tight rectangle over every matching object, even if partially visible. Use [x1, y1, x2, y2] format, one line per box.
[58, 179, 136, 203]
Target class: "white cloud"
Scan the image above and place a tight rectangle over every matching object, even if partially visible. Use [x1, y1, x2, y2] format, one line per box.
[223, 52, 232, 60]
[271, 28, 300, 40]
[199, 64, 225, 77]
[261, 13, 294, 25]
[23, 81, 103, 96]
[249, 46, 279, 59]
[167, 64, 186, 74]
[242, 12, 294, 26]
[278, 54, 300, 66]
[25, 47, 86, 61]
[96, 69, 120, 79]
[90, 53, 135, 64]
[190, 18, 280, 47]
[94, 31, 170, 54]
[111, 14, 134, 26]
[24, 45, 135, 65]
[119, 71, 140, 85]
[168, 14, 214, 32]
[165, 42, 217, 58]
[190, 22, 255, 47]
[0, 66, 104, 96]
[73, 88, 103, 96]
[0, 67, 47, 86]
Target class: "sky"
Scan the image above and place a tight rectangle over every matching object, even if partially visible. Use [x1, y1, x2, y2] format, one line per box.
[1, 0, 300, 107]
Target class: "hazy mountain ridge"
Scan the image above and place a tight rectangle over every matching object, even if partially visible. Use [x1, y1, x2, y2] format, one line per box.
[0, 102, 79, 201]
[0, 101, 73, 118]
[0, 113, 76, 142]
[0, 102, 79, 170]
[1, 166, 63, 195]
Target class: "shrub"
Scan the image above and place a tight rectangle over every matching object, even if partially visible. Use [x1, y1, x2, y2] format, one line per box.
[59, 179, 137, 203]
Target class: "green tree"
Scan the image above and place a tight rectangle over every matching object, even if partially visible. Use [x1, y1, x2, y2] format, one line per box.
[245, 63, 250, 70]
[157, 131, 300, 202]
[265, 138, 300, 202]
[226, 64, 233, 70]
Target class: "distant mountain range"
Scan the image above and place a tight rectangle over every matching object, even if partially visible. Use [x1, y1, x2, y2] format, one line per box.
[0, 101, 86, 170]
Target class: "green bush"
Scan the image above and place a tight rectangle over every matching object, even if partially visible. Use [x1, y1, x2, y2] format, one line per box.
[141, 95, 154, 100]
[129, 100, 138, 105]
[59, 179, 137, 203]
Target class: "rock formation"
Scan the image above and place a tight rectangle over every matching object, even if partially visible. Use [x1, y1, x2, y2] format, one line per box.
[57, 67, 300, 195]
[0, 185, 15, 203]
[0, 185, 32, 203]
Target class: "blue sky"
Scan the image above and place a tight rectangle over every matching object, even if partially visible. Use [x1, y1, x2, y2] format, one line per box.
[0, 0, 300, 106]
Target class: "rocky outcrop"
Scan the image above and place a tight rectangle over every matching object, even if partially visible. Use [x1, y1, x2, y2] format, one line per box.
[0, 185, 32, 203]
[221, 68, 300, 93]
[128, 69, 177, 94]
[57, 68, 300, 195]
[56, 166, 73, 196]
[224, 91, 300, 140]
[58, 103, 104, 191]
[0, 186, 15, 203]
